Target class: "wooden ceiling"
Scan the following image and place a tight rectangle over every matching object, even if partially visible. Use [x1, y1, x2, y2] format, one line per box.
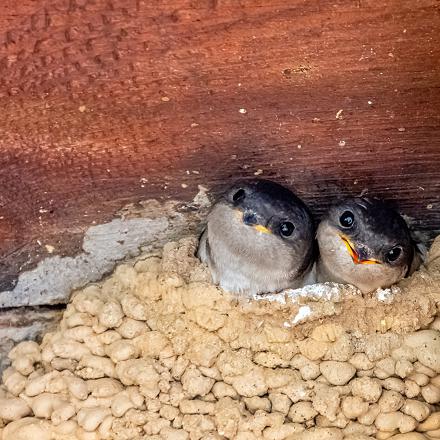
[0, 0, 439, 292]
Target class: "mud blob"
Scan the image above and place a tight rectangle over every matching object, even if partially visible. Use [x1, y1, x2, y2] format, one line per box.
[0, 235, 439, 439]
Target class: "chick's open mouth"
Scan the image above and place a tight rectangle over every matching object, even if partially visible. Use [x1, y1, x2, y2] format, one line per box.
[340, 235, 380, 265]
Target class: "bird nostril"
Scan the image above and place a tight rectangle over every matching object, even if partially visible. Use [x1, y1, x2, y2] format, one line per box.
[243, 212, 258, 226]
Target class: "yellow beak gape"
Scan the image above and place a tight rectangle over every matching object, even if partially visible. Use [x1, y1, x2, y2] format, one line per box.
[235, 210, 244, 220]
[340, 235, 380, 265]
[253, 224, 271, 234]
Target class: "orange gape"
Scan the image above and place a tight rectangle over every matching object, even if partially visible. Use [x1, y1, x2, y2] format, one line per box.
[340, 235, 381, 265]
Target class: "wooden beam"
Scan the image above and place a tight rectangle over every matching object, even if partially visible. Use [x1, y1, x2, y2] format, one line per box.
[0, 0, 439, 293]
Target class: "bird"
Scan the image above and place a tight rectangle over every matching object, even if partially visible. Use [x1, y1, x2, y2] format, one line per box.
[316, 197, 417, 293]
[197, 179, 315, 296]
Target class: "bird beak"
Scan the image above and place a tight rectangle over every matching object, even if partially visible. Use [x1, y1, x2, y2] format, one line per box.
[340, 235, 381, 265]
[235, 210, 271, 234]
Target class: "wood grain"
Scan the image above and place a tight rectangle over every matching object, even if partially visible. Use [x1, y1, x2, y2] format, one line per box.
[0, 0, 439, 293]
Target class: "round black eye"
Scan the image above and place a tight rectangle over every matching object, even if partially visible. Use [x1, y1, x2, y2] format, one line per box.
[279, 221, 295, 237]
[339, 211, 355, 228]
[232, 189, 245, 203]
[386, 246, 402, 262]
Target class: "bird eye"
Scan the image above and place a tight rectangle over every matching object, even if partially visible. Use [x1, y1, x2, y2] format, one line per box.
[339, 211, 355, 228]
[386, 246, 402, 263]
[279, 221, 295, 237]
[232, 188, 245, 203]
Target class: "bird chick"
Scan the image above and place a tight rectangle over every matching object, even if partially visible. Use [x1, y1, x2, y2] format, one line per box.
[316, 197, 416, 293]
[197, 179, 315, 296]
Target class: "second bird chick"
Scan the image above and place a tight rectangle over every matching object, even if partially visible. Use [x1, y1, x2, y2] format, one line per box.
[316, 197, 416, 293]
[198, 179, 315, 296]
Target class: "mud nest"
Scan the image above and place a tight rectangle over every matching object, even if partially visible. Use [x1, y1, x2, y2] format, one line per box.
[0, 236, 440, 440]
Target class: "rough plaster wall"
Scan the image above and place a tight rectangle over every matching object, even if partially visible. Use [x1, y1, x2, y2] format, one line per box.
[0, 217, 169, 308]
[0, 188, 211, 366]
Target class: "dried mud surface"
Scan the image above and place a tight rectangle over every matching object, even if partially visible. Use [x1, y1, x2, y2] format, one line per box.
[0, 236, 439, 440]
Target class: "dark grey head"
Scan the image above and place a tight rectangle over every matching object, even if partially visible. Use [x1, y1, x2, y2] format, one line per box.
[198, 179, 315, 294]
[322, 197, 414, 272]
[220, 179, 315, 269]
[316, 197, 416, 293]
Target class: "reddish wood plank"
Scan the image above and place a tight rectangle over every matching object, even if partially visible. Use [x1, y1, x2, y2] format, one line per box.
[0, 0, 439, 292]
